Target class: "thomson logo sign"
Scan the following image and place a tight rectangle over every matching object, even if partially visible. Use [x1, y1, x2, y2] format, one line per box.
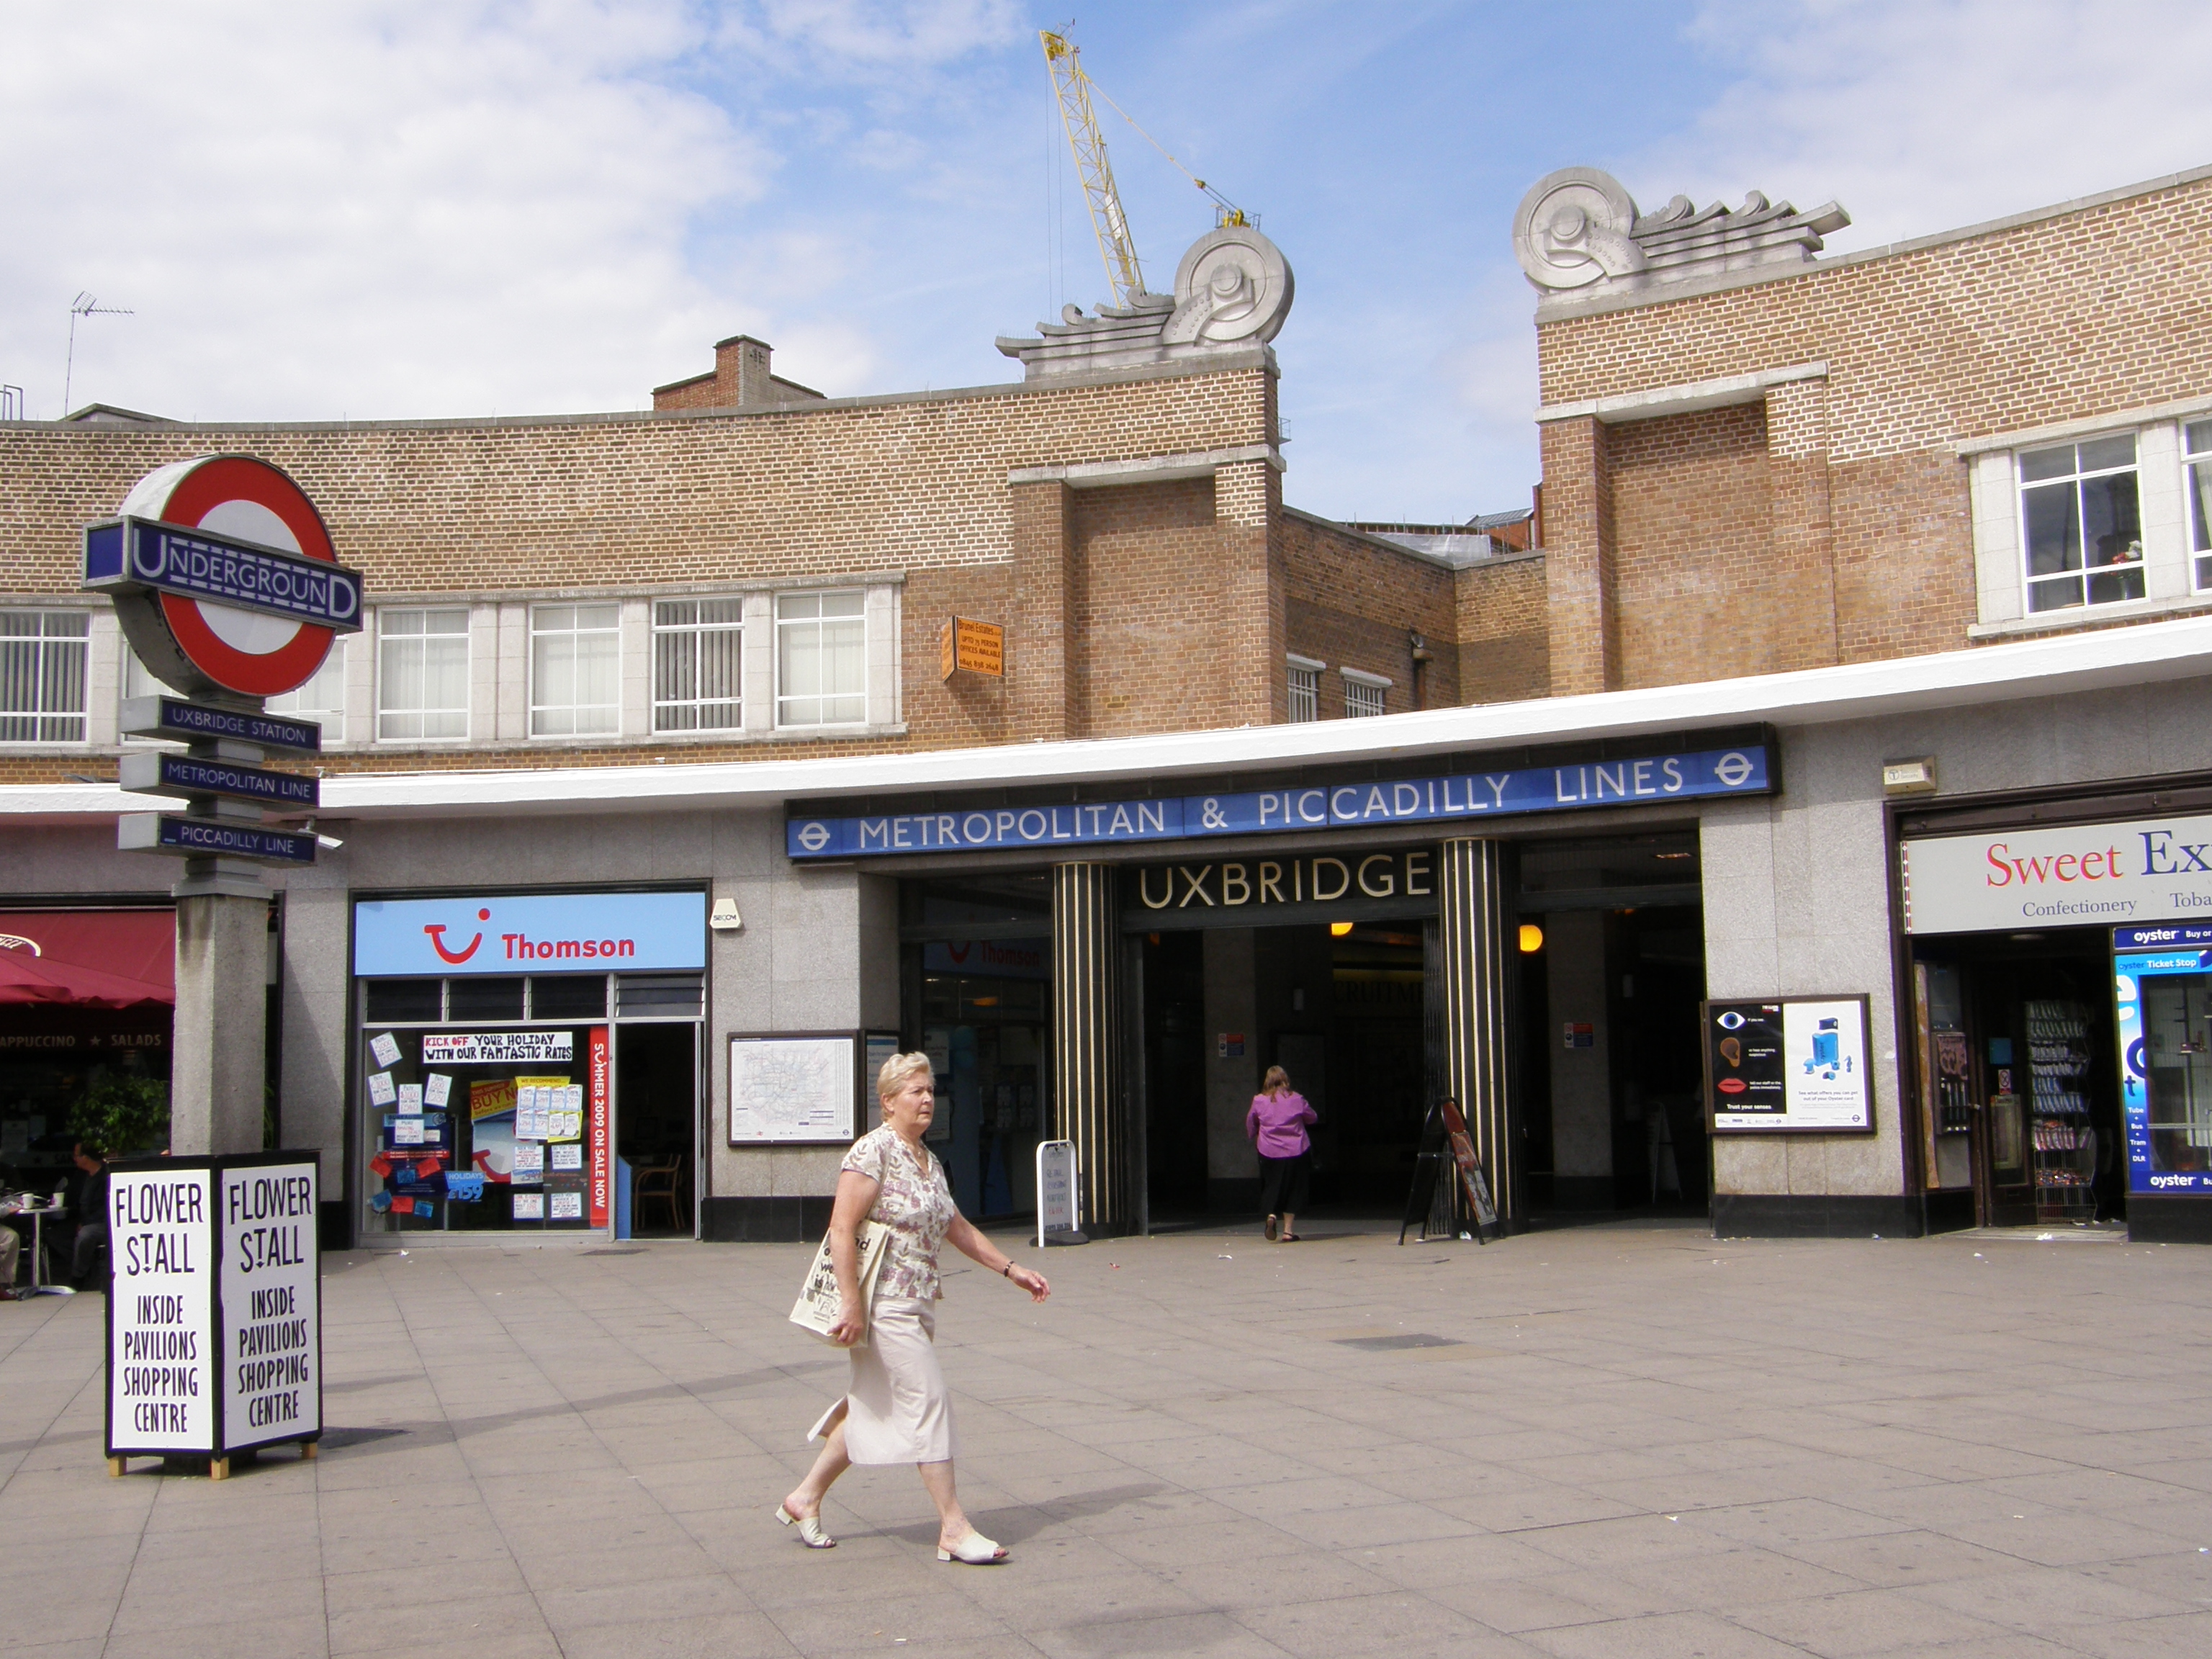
[353, 891, 706, 978]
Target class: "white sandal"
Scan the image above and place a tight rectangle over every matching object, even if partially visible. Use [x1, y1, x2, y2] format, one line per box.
[937, 1530, 1008, 1564]
[776, 1504, 836, 1548]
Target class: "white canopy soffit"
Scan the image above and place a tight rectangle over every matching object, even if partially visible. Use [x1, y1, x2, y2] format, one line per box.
[12, 615, 2212, 825]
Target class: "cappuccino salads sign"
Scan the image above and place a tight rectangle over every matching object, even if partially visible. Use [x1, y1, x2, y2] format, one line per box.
[1902, 811, 2212, 935]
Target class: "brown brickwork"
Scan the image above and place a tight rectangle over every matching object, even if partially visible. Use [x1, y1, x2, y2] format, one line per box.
[1454, 554, 1548, 705]
[1530, 168, 2212, 691]
[1280, 511, 1459, 716]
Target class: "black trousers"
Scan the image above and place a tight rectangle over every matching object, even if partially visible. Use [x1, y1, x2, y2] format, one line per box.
[1257, 1153, 1310, 1217]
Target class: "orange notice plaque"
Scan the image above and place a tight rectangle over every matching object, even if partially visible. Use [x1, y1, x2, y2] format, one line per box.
[940, 616, 1004, 680]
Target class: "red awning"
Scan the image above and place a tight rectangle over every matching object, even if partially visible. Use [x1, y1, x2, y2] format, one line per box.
[0, 910, 175, 1008]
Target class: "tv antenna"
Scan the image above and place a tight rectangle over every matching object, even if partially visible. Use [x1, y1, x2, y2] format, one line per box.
[65, 292, 134, 413]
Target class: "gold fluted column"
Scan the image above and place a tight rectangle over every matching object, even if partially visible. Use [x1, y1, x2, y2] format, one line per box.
[1437, 838, 1518, 1224]
[1051, 862, 1128, 1233]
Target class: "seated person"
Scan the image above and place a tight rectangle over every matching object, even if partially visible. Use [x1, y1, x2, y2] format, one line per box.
[0, 1217, 18, 1300]
[70, 1143, 107, 1291]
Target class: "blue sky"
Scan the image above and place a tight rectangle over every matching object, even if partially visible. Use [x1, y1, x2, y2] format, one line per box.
[5, 1, 2210, 523]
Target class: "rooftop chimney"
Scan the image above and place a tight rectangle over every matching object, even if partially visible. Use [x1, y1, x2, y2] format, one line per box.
[652, 336, 826, 413]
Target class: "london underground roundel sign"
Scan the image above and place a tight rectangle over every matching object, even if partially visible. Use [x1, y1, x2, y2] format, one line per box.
[82, 454, 364, 701]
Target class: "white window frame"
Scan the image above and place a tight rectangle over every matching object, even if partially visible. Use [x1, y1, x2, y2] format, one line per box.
[652, 597, 745, 734]
[529, 602, 621, 739]
[1286, 653, 1323, 724]
[775, 588, 868, 729]
[1966, 403, 2207, 637]
[0, 608, 91, 745]
[2016, 434, 2144, 615]
[2188, 418, 2212, 593]
[1342, 666, 1391, 719]
[266, 638, 348, 739]
[376, 606, 472, 743]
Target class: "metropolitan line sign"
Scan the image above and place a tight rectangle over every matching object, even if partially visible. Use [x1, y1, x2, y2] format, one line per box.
[786, 742, 1774, 860]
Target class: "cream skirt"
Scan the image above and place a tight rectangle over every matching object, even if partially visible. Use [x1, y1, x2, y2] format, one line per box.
[806, 1296, 958, 1465]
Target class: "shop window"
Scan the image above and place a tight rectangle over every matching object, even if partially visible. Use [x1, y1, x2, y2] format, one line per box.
[377, 608, 469, 742]
[531, 976, 608, 1019]
[364, 979, 443, 1022]
[267, 639, 347, 728]
[1344, 669, 1389, 718]
[2189, 420, 2212, 590]
[0, 609, 89, 744]
[775, 590, 866, 727]
[2020, 434, 2143, 613]
[617, 972, 704, 1019]
[448, 976, 526, 1021]
[652, 598, 744, 733]
[1287, 655, 1321, 723]
[530, 603, 620, 738]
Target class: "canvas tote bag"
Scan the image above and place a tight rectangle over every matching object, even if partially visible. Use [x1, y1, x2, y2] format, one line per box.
[789, 1218, 891, 1344]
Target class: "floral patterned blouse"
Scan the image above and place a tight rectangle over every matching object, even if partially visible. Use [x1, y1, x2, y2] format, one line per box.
[841, 1126, 957, 1302]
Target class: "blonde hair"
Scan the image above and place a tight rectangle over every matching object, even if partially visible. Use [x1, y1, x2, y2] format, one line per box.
[877, 1051, 935, 1102]
[1262, 1065, 1290, 1093]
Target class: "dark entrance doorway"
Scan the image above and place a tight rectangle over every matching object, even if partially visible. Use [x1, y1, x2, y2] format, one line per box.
[616, 1022, 696, 1237]
[1139, 921, 1429, 1224]
[1911, 929, 2122, 1227]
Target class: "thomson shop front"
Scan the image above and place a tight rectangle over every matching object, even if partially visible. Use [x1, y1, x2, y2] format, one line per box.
[1901, 792, 2212, 1244]
[349, 889, 706, 1240]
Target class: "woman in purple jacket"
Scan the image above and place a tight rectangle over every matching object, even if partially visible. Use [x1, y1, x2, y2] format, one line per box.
[1246, 1066, 1318, 1242]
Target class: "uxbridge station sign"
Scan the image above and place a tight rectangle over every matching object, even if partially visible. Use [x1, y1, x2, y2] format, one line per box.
[786, 738, 1774, 860]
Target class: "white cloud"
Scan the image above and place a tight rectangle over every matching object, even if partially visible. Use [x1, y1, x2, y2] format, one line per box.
[1659, 0, 2212, 251]
[0, 1, 764, 420]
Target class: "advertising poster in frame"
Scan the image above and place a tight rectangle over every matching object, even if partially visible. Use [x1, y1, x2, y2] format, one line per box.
[1704, 995, 1875, 1133]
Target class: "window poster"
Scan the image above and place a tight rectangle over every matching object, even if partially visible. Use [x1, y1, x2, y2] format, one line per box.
[1705, 995, 1875, 1133]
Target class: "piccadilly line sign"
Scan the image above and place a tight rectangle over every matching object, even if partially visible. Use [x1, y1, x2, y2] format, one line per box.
[785, 742, 1773, 860]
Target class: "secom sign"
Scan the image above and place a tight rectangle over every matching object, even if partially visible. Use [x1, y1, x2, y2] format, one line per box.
[352, 892, 706, 978]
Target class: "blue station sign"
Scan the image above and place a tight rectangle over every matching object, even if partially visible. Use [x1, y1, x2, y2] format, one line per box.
[119, 814, 317, 864]
[118, 750, 318, 811]
[121, 695, 325, 755]
[85, 516, 364, 632]
[787, 742, 1773, 860]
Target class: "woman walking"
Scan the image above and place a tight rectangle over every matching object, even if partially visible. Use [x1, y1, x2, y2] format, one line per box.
[777, 1052, 1051, 1563]
[1247, 1064, 1318, 1242]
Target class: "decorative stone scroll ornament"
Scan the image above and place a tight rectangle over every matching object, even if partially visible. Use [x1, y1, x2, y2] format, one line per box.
[999, 222, 1294, 379]
[1513, 166, 1849, 298]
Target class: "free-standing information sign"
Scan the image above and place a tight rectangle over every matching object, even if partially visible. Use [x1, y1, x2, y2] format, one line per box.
[1035, 1139, 1082, 1247]
[106, 1152, 322, 1478]
[1704, 997, 1874, 1133]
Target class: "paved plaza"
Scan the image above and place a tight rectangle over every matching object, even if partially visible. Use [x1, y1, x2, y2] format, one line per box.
[3, 1218, 2210, 1658]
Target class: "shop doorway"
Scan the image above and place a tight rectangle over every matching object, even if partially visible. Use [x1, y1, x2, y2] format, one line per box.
[616, 1022, 696, 1237]
[1912, 929, 2123, 1226]
[1139, 921, 1429, 1223]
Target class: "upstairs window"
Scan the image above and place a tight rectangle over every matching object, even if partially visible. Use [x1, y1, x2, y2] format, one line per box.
[776, 590, 866, 727]
[2020, 434, 2142, 613]
[2189, 420, 2212, 591]
[1344, 668, 1389, 719]
[1286, 655, 1321, 723]
[530, 603, 620, 737]
[267, 639, 347, 725]
[653, 598, 744, 733]
[0, 610, 89, 743]
[377, 607, 469, 742]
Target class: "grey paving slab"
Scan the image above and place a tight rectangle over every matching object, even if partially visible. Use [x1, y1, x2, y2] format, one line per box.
[5, 1222, 2212, 1659]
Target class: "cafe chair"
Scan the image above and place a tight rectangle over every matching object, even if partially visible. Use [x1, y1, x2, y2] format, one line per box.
[631, 1154, 687, 1232]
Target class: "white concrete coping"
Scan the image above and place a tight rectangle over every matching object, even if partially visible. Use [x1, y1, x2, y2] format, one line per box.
[1951, 391, 2212, 457]
[12, 613, 2212, 825]
[1536, 362, 1827, 426]
[1339, 667, 1395, 688]
[1285, 652, 1326, 672]
[1006, 444, 1283, 488]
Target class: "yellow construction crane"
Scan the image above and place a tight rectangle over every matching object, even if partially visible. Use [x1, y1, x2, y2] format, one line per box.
[1040, 28, 1249, 311]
